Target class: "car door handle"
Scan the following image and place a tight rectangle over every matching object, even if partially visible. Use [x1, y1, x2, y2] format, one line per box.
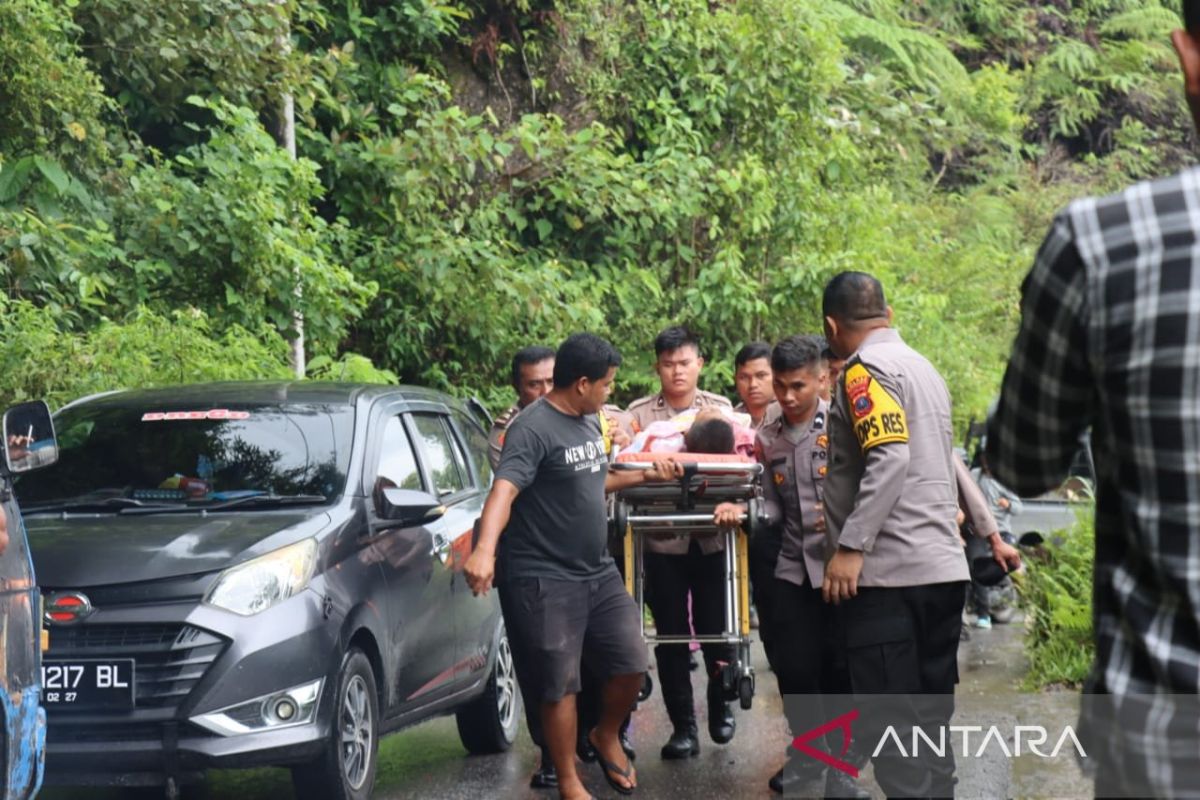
[430, 532, 450, 563]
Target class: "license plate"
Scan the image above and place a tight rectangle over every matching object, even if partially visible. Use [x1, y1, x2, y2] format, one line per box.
[41, 659, 135, 709]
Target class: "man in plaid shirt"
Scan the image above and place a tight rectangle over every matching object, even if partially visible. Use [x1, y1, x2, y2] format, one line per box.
[987, 5, 1200, 795]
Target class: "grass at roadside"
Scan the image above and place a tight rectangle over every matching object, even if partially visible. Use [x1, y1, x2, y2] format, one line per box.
[1019, 511, 1095, 689]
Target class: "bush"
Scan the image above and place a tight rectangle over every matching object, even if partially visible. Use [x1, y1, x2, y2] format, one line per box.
[1021, 511, 1096, 689]
[0, 298, 292, 409]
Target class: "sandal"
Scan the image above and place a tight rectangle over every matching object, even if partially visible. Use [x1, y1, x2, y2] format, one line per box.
[587, 728, 636, 795]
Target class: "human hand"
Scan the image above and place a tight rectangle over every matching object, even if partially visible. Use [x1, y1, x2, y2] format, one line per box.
[998, 497, 1011, 510]
[990, 534, 1022, 573]
[606, 417, 632, 450]
[713, 502, 745, 529]
[643, 458, 683, 483]
[822, 547, 864, 605]
[464, 549, 496, 596]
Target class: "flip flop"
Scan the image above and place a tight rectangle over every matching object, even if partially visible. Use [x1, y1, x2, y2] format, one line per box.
[588, 729, 636, 795]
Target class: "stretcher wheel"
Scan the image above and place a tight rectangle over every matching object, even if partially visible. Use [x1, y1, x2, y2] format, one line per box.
[745, 498, 761, 538]
[639, 672, 653, 703]
[738, 675, 753, 710]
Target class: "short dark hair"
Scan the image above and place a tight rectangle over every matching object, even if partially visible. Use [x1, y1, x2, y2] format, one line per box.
[654, 325, 701, 358]
[822, 271, 887, 323]
[511, 345, 555, 387]
[771, 335, 824, 374]
[553, 333, 622, 388]
[685, 418, 735, 454]
[734, 341, 772, 368]
[1187, 0, 1200, 31]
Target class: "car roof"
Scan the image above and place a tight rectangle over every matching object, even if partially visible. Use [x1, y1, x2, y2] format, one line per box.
[59, 381, 458, 411]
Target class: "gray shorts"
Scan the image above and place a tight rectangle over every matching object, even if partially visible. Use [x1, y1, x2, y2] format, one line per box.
[499, 566, 649, 705]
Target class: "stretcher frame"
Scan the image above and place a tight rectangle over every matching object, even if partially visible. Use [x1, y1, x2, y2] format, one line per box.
[611, 456, 763, 709]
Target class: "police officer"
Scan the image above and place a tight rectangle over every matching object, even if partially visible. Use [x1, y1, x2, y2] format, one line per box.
[626, 325, 736, 759]
[820, 271, 981, 798]
[716, 335, 868, 798]
[732, 341, 781, 431]
[488, 346, 556, 470]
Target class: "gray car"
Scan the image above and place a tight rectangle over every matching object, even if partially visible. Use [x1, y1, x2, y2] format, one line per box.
[15, 382, 519, 800]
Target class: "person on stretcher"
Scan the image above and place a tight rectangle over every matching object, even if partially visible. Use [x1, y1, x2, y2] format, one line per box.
[625, 406, 754, 456]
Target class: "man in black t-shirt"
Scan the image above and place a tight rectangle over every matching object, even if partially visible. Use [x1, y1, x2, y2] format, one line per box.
[466, 333, 681, 800]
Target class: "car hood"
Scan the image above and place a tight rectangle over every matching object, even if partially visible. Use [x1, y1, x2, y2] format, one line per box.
[25, 511, 326, 587]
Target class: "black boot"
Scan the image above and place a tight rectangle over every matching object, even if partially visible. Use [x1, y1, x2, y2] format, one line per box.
[707, 681, 735, 745]
[529, 748, 558, 789]
[661, 720, 700, 759]
[620, 728, 636, 761]
[768, 762, 825, 795]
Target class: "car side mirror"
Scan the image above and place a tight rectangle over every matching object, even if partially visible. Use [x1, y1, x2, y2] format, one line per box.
[2, 400, 58, 475]
[378, 488, 446, 527]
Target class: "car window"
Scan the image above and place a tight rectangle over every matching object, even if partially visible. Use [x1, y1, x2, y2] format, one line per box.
[16, 402, 354, 507]
[376, 416, 424, 493]
[452, 410, 492, 487]
[412, 414, 467, 497]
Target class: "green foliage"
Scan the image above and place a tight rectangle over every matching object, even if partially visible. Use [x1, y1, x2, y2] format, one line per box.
[1021, 512, 1097, 689]
[0, 298, 291, 409]
[113, 98, 375, 354]
[71, 0, 298, 135]
[0, 0, 1193, 429]
[0, 0, 111, 170]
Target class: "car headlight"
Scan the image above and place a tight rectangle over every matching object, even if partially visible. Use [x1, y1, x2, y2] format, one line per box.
[204, 539, 317, 616]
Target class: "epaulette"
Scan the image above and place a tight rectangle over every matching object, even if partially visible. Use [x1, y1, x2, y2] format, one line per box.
[699, 390, 733, 407]
[626, 395, 658, 411]
[493, 404, 519, 429]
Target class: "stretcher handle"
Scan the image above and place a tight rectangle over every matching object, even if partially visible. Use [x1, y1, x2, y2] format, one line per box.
[627, 513, 745, 524]
[612, 462, 762, 474]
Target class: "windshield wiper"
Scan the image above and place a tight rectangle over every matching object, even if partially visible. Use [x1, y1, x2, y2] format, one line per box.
[200, 493, 330, 512]
[23, 497, 190, 515]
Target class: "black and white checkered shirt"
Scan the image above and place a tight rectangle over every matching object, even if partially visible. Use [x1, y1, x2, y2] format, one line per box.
[987, 167, 1200, 795]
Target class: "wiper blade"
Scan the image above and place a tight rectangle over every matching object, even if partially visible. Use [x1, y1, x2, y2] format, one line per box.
[23, 497, 189, 514]
[201, 493, 329, 511]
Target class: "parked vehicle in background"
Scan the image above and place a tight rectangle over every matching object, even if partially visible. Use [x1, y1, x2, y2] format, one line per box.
[16, 382, 518, 800]
[1, 400, 60, 800]
[965, 419, 1094, 545]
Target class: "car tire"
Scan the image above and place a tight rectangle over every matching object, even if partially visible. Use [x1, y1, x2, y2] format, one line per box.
[455, 625, 520, 755]
[292, 649, 379, 800]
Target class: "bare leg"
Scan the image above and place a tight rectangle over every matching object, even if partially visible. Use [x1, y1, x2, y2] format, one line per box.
[588, 672, 643, 791]
[543, 695, 588, 800]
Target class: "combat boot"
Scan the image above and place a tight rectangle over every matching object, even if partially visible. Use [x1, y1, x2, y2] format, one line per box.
[661, 719, 700, 759]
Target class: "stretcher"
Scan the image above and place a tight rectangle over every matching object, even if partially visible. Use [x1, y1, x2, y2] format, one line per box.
[610, 452, 763, 710]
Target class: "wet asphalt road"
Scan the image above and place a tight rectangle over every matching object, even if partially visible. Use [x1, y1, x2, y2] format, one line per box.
[42, 617, 1092, 800]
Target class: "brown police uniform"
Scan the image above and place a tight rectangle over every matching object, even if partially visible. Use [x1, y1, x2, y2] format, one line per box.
[756, 399, 860, 776]
[626, 388, 735, 744]
[487, 404, 522, 471]
[734, 399, 782, 431]
[822, 326, 967, 798]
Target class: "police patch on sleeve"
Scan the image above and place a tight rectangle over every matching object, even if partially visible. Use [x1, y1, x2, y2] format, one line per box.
[842, 363, 908, 451]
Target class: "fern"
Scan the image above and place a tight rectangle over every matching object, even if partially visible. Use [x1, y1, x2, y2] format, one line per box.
[1100, 6, 1184, 39]
[824, 1, 970, 93]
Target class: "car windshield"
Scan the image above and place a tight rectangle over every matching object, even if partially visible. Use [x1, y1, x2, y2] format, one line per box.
[15, 401, 354, 510]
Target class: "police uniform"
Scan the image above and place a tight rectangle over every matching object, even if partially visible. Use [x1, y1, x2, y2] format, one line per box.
[626, 389, 736, 751]
[734, 399, 782, 431]
[487, 404, 522, 471]
[757, 400, 863, 782]
[823, 327, 967, 798]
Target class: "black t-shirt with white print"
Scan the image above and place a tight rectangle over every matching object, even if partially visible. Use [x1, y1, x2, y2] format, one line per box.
[494, 397, 612, 581]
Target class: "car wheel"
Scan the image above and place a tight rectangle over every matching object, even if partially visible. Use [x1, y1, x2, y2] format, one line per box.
[292, 649, 379, 800]
[455, 625, 521, 754]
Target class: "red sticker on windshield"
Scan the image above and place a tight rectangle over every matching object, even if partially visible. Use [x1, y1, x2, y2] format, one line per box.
[142, 410, 250, 422]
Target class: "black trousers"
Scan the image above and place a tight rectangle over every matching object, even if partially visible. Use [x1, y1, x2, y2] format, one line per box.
[748, 531, 783, 671]
[837, 582, 967, 798]
[774, 580, 860, 777]
[645, 542, 736, 726]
